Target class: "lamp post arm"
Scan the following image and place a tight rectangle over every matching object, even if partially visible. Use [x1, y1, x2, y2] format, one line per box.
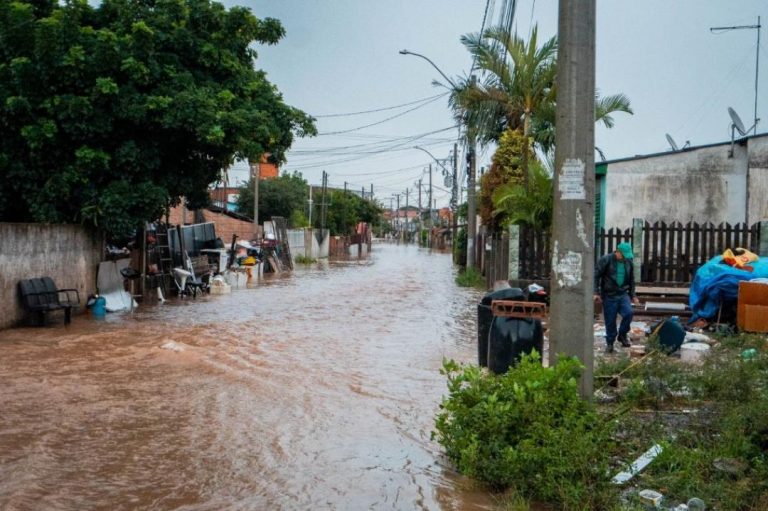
[399, 49, 456, 88]
[413, 146, 450, 175]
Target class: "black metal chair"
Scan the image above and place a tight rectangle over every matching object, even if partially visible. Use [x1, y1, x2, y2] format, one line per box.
[18, 277, 80, 326]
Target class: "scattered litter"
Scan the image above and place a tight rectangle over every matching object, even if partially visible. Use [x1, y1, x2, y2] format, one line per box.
[680, 342, 710, 364]
[741, 348, 758, 360]
[645, 301, 687, 311]
[210, 276, 231, 295]
[684, 332, 713, 345]
[160, 340, 185, 352]
[638, 489, 664, 507]
[713, 457, 748, 476]
[686, 497, 706, 510]
[594, 389, 618, 404]
[611, 444, 663, 484]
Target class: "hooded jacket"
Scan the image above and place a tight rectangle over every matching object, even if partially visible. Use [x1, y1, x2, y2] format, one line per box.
[594, 253, 635, 298]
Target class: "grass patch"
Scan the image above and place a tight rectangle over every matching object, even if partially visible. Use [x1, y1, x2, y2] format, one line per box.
[294, 255, 317, 264]
[456, 266, 485, 288]
[436, 332, 768, 510]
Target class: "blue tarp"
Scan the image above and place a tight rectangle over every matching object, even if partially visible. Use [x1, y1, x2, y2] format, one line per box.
[689, 256, 768, 321]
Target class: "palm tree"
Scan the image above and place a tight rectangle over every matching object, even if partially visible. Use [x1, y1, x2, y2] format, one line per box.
[453, 25, 557, 147]
[447, 24, 633, 229]
[450, 24, 633, 156]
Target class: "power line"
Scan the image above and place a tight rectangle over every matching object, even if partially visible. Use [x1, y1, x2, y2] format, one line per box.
[317, 95, 447, 135]
[311, 93, 448, 118]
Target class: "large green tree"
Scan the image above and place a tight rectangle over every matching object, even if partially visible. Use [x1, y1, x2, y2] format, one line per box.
[320, 190, 383, 236]
[0, 0, 315, 236]
[237, 171, 308, 226]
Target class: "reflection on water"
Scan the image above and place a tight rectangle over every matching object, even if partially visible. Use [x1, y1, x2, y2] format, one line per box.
[0, 243, 493, 510]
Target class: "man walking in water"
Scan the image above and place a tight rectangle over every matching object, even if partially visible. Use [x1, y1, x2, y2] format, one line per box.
[594, 242, 640, 353]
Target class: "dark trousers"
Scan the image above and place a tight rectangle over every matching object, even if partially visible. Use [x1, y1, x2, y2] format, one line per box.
[603, 293, 632, 345]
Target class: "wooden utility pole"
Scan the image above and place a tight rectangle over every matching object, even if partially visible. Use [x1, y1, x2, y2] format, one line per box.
[550, 0, 596, 398]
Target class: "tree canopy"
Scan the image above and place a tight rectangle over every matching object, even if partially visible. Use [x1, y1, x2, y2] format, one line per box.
[320, 190, 382, 236]
[0, 0, 315, 236]
[237, 172, 309, 226]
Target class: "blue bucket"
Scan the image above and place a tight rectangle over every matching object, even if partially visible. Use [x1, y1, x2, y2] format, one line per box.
[91, 295, 107, 318]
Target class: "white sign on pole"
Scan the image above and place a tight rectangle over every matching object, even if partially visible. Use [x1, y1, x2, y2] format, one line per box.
[559, 158, 585, 200]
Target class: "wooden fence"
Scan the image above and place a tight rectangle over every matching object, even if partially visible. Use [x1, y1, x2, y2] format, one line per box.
[482, 221, 763, 286]
[641, 221, 760, 283]
[483, 233, 509, 289]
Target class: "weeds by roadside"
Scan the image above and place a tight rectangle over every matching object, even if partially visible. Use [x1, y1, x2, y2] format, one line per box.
[436, 332, 768, 510]
[456, 267, 485, 288]
[294, 255, 317, 264]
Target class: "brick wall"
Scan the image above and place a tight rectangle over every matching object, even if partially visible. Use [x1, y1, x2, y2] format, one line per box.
[168, 206, 256, 243]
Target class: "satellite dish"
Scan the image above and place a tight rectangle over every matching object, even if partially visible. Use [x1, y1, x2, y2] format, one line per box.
[665, 134, 679, 152]
[728, 107, 747, 136]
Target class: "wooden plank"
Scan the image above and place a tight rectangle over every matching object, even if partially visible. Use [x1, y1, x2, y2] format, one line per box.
[642, 221, 651, 282]
[659, 221, 666, 282]
[675, 221, 684, 282]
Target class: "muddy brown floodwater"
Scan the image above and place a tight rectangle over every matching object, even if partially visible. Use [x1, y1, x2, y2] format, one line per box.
[0, 243, 496, 511]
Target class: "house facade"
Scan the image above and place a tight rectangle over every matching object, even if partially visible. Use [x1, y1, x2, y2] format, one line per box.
[598, 133, 768, 228]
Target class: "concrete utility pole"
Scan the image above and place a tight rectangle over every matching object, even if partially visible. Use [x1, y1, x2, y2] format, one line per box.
[308, 186, 313, 226]
[452, 143, 458, 262]
[405, 188, 410, 243]
[550, 0, 596, 398]
[428, 164, 433, 226]
[249, 159, 260, 238]
[418, 178, 423, 237]
[396, 194, 401, 243]
[466, 75, 478, 269]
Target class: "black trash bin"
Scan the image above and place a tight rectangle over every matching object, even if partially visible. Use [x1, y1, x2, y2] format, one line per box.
[487, 316, 544, 375]
[477, 288, 524, 366]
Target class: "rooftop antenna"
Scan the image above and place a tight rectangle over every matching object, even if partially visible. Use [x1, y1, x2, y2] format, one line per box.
[665, 133, 679, 152]
[711, 17, 761, 135]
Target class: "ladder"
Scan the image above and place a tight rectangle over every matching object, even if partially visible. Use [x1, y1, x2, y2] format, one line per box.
[152, 224, 174, 298]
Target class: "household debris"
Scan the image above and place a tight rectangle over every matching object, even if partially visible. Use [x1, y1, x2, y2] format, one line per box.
[160, 340, 185, 352]
[611, 443, 663, 484]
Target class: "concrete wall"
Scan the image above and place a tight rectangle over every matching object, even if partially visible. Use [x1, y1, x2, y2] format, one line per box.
[747, 136, 768, 225]
[286, 229, 329, 260]
[0, 223, 103, 329]
[605, 141, 749, 227]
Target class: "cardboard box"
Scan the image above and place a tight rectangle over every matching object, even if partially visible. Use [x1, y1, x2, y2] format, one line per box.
[737, 281, 768, 333]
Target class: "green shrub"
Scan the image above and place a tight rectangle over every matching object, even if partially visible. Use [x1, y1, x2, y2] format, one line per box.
[433, 355, 616, 509]
[456, 266, 485, 288]
[294, 255, 316, 264]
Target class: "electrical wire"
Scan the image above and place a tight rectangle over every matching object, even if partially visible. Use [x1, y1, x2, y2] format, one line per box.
[317, 95, 447, 135]
[311, 93, 448, 118]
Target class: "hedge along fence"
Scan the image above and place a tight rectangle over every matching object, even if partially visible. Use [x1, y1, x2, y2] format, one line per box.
[481, 220, 768, 288]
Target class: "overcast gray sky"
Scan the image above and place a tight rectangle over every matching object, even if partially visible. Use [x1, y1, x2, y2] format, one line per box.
[224, 1, 767, 208]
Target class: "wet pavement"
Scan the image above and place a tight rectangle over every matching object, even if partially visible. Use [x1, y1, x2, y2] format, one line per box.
[0, 243, 495, 510]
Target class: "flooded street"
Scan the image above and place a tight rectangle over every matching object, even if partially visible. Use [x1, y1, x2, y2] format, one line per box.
[0, 243, 494, 510]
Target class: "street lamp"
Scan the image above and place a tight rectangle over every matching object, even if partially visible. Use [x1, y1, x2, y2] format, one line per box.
[399, 49, 456, 88]
[401, 50, 477, 268]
